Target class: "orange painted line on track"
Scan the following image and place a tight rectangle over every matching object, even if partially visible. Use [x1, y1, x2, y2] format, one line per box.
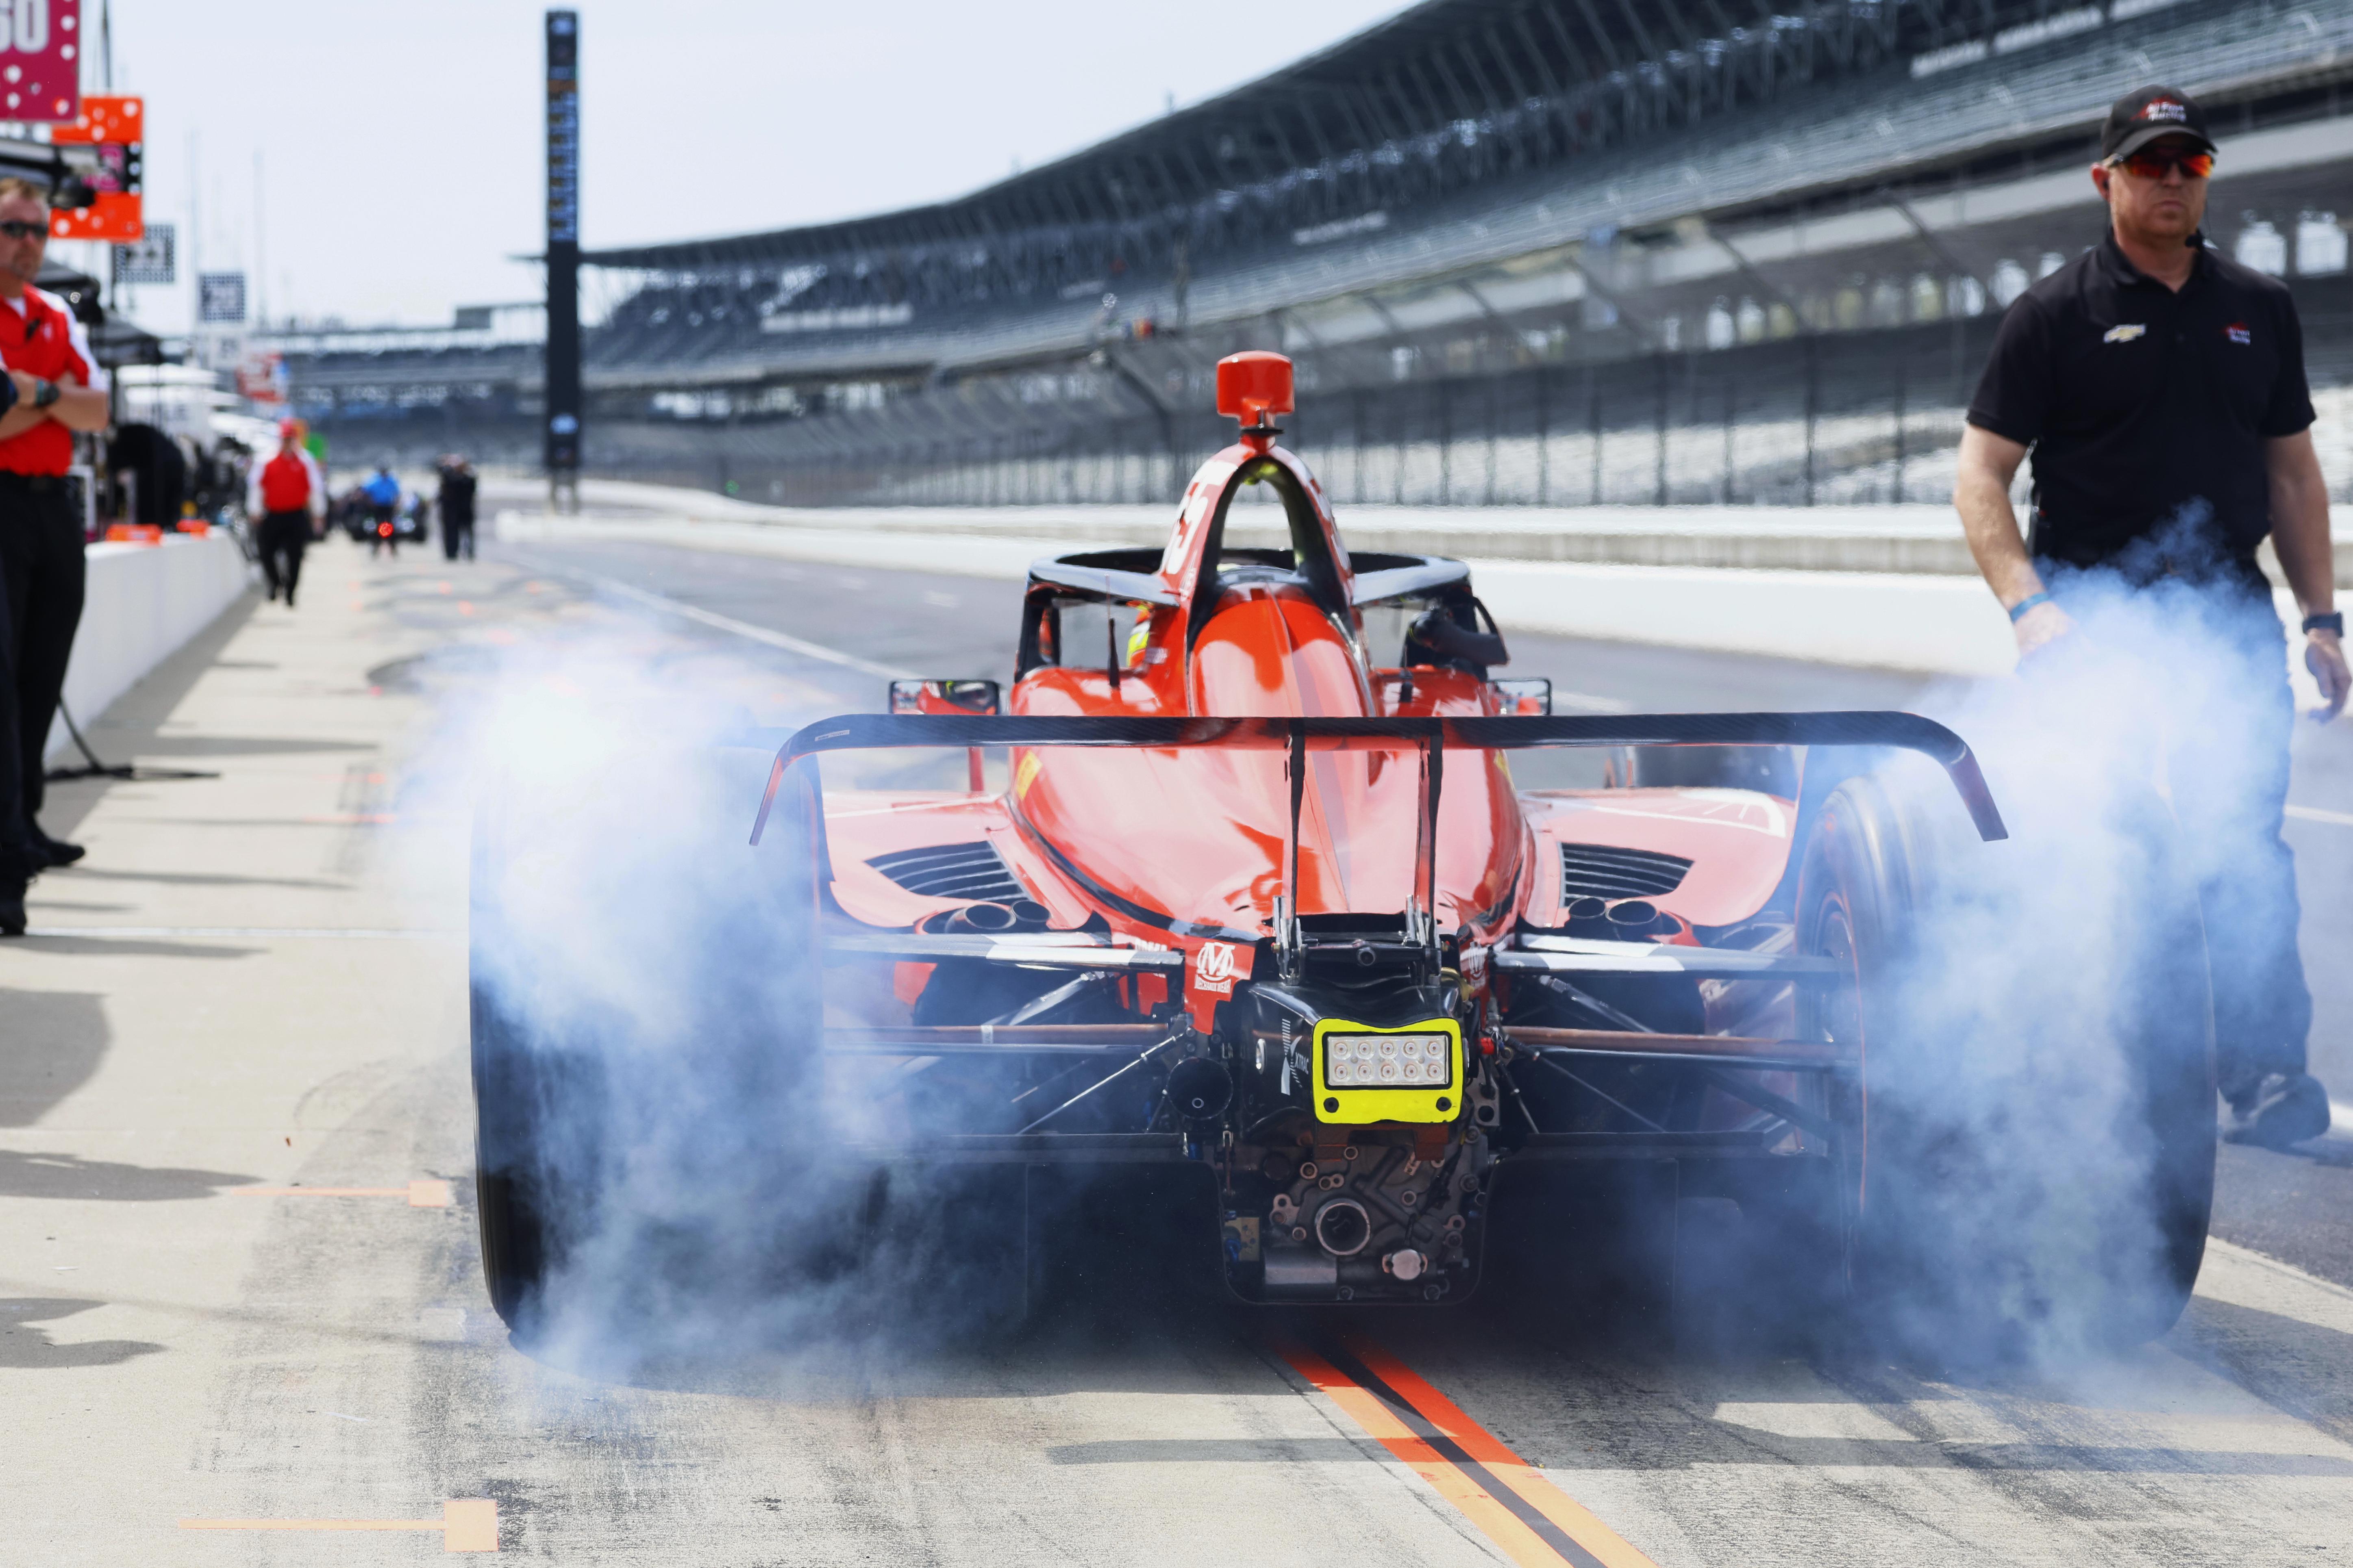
[232, 1180, 453, 1207]
[1274, 1336, 1655, 1568]
[180, 1499, 497, 1551]
[1340, 1333, 1657, 1568]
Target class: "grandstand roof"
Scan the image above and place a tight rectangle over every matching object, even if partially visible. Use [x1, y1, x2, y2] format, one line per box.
[584, 0, 2033, 272]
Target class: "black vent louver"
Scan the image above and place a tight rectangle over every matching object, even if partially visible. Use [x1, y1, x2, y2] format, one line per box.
[1559, 843, 1692, 901]
[867, 841, 1028, 902]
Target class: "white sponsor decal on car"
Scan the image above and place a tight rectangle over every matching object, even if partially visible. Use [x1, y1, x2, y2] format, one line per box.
[1191, 940, 1241, 996]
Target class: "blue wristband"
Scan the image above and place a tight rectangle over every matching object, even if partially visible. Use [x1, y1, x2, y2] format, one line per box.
[2008, 591, 2053, 623]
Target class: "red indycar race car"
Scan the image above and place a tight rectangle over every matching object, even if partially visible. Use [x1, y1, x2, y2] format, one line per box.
[472, 353, 2214, 1348]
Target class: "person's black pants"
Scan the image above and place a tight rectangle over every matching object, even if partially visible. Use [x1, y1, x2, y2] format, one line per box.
[441, 516, 474, 560]
[258, 511, 310, 602]
[0, 478, 85, 823]
[369, 503, 397, 556]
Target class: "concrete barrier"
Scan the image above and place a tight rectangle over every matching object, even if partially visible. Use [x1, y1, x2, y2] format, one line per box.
[48, 533, 252, 763]
[481, 476, 2353, 585]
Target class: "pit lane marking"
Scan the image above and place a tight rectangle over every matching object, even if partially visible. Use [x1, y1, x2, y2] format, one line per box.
[233, 1180, 453, 1207]
[178, 1499, 496, 1551]
[1277, 1336, 1656, 1568]
[2285, 804, 2353, 828]
[589, 574, 920, 680]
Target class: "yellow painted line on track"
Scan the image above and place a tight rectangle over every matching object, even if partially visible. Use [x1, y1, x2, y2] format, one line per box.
[233, 1179, 454, 1207]
[180, 1498, 497, 1551]
[1276, 1335, 1655, 1568]
[1341, 1334, 1657, 1567]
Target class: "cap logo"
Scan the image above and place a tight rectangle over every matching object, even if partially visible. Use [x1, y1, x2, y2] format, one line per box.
[2139, 98, 2188, 123]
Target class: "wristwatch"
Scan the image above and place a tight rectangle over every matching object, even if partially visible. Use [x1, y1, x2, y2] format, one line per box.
[2305, 611, 2344, 637]
[32, 378, 57, 408]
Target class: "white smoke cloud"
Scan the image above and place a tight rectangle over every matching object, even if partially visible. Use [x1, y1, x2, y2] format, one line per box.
[1841, 556, 2299, 1367]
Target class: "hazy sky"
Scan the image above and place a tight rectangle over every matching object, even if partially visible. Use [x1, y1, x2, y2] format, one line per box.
[78, 0, 1409, 335]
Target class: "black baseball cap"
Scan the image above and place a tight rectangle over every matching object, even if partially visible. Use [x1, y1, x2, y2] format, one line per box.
[2101, 85, 2216, 162]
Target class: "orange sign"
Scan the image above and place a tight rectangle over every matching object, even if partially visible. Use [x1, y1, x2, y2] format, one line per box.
[52, 191, 140, 241]
[48, 94, 141, 240]
[50, 95, 140, 144]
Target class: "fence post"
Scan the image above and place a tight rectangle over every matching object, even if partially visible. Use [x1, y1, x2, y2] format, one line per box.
[1721, 358, 1735, 504]
[1892, 341, 1907, 505]
[1535, 365, 1551, 506]
[1393, 384, 1407, 506]
[1485, 372, 1499, 506]
[1439, 376, 1453, 506]
[1803, 335, 1819, 508]
[1354, 389, 1368, 507]
[1652, 352, 1667, 507]
[1587, 362, 1601, 505]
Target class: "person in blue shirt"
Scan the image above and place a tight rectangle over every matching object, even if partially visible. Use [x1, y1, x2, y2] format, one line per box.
[362, 465, 402, 558]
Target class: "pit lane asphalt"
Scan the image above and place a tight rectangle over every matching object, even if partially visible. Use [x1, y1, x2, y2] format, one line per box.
[4, 530, 2350, 1564]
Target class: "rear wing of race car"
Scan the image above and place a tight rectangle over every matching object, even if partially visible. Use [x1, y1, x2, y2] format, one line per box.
[751, 709, 2006, 845]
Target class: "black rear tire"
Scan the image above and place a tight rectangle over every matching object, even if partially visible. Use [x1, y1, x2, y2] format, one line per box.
[1798, 772, 2213, 1360]
[470, 975, 610, 1334]
[468, 744, 826, 1337]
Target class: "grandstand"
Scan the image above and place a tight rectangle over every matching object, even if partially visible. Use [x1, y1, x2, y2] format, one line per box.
[289, 0, 2353, 502]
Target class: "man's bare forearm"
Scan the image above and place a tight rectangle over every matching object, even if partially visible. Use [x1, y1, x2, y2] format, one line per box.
[50, 382, 107, 432]
[1957, 474, 2047, 606]
[2270, 443, 2338, 618]
[1954, 428, 2044, 607]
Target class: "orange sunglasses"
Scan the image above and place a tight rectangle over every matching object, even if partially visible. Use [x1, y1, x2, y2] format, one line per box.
[2113, 147, 2215, 180]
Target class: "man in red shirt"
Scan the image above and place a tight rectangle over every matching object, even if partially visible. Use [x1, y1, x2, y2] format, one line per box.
[246, 418, 324, 605]
[0, 176, 112, 885]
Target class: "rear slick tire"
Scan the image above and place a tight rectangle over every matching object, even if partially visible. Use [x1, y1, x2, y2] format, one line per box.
[1797, 773, 2214, 1363]
[468, 743, 829, 1339]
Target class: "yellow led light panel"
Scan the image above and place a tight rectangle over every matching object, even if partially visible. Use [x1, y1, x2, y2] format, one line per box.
[1312, 1017, 1464, 1124]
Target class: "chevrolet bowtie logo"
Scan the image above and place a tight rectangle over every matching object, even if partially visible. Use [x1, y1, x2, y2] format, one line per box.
[2103, 324, 2148, 343]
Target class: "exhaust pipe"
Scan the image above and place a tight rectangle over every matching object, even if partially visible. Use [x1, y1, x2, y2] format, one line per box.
[1313, 1197, 1373, 1257]
[945, 901, 1018, 934]
[1166, 1056, 1233, 1121]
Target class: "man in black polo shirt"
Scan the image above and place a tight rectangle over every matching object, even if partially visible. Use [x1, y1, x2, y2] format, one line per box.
[1955, 85, 2349, 1150]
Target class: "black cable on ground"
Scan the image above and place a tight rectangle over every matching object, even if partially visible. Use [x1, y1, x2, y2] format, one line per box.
[42, 698, 219, 783]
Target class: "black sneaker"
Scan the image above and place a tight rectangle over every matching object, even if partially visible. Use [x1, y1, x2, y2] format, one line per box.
[0, 879, 24, 937]
[31, 828, 83, 868]
[2223, 1073, 2333, 1149]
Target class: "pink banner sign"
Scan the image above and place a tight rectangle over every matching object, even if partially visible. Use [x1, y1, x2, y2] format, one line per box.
[0, 0, 79, 124]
